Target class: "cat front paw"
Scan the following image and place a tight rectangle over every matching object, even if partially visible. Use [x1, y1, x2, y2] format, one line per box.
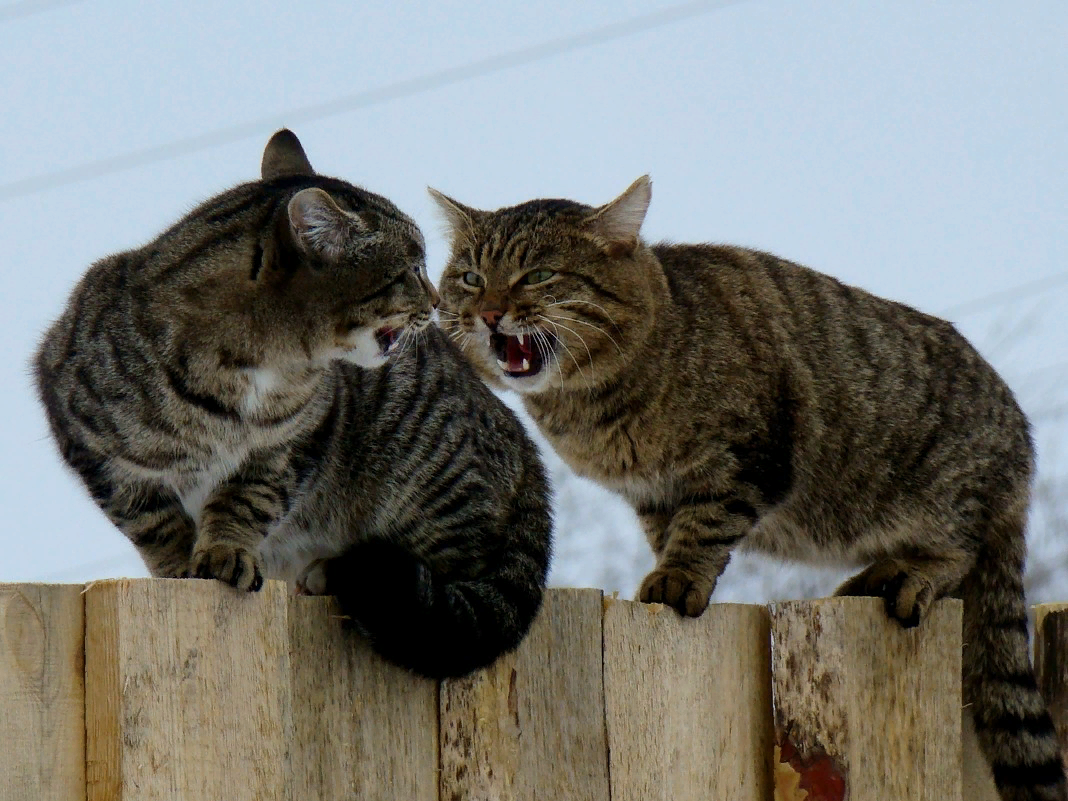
[638, 567, 715, 617]
[835, 559, 938, 629]
[191, 543, 264, 592]
[294, 559, 328, 596]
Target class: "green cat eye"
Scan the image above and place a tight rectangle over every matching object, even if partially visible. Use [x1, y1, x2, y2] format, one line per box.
[522, 270, 556, 285]
[462, 271, 485, 288]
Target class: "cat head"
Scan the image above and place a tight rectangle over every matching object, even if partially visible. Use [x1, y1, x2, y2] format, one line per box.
[431, 176, 658, 393]
[249, 129, 438, 369]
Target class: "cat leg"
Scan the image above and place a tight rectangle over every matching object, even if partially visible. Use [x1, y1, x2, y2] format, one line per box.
[191, 452, 292, 592]
[103, 484, 196, 578]
[834, 551, 975, 628]
[637, 495, 756, 617]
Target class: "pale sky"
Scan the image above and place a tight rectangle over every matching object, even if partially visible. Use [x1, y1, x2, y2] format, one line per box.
[2, 0, 1066, 599]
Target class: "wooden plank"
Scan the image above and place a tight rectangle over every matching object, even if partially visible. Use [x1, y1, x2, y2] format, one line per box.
[1035, 603, 1068, 772]
[287, 595, 438, 800]
[439, 587, 610, 801]
[84, 578, 291, 801]
[769, 597, 962, 801]
[0, 583, 86, 801]
[961, 708, 1000, 801]
[602, 598, 772, 801]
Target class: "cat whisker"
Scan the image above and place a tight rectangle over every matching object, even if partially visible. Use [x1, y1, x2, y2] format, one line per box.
[542, 312, 623, 357]
[536, 317, 591, 392]
[533, 328, 564, 389]
[546, 299, 621, 330]
[537, 315, 594, 367]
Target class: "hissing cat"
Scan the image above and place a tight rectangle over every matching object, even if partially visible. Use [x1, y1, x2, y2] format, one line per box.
[34, 130, 552, 678]
[431, 178, 1065, 799]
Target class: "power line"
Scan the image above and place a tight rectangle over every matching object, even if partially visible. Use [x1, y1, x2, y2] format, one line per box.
[0, 0, 84, 23]
[940, 269, 1068, 318]
[0, 0, 748, 202]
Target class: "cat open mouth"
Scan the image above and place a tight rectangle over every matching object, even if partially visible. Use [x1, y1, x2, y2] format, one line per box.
[374, 326, 402, 356]
[491, 332, 548, 378]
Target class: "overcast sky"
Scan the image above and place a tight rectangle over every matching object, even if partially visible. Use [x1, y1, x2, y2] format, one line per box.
[2, 0, 1065, 597]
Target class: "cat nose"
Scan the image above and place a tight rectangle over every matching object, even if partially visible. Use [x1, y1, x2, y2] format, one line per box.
[480, 309, 503, 330]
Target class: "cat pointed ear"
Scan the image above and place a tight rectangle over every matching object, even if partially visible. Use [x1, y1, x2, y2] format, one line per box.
[287, 188, 368, 262]
[428, 188, 479, 237]
[583, 176, 652, 256]
[262, 129, 315, 180]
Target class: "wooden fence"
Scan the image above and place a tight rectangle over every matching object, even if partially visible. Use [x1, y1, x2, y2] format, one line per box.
[1, 580, 1065, 801]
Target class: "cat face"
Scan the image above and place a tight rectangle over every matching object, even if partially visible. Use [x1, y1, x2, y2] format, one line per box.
[431, 177, 653, 393]
[283, 186, 437, 369]
[239, 131, 439, 370]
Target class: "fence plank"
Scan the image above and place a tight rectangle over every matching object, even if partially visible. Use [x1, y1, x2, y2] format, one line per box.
[769, 597, 962, 801]
[0, 583, 86, 801]
[84, 578, 291, 801]
[1035, 603, 1068, 772]
[603, 598, 772, 801]
[288, 595, 438, 800]
[440, 587, 610, 801]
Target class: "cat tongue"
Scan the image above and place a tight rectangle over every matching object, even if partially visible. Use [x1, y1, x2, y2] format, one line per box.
[507, 335, 533, 372]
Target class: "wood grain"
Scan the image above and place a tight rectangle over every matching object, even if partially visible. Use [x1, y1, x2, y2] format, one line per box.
[602, 598, 772, 801]
[0, 583, 86, 801]
[288, 594, 438, 800]
[439, 587, 610, 801]
[769, 597, 962, 801]
[84, 578, 291, 801]
[1035, 603, 1068, 773]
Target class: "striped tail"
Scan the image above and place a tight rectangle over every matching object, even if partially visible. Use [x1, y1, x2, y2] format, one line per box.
[960, 524, 1067, 801]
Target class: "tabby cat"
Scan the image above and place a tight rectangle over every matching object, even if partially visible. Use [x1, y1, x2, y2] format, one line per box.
[34, 130, 552, 678]
[431, 177, 1065, 799]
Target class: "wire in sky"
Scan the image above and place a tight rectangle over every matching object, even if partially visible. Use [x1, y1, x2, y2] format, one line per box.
[0, 0, 84, 23]
[0, 0, 748, 202]
[940, 269, 1068, 318]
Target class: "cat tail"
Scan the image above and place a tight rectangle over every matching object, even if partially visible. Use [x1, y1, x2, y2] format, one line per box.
[323, 470, 553, 679]
[960, 513, 1067, 801]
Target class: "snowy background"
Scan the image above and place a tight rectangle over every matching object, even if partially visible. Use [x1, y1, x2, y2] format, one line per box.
[2, 0, 1066, 604]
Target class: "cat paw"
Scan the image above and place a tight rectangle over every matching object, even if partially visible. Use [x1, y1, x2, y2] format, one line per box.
[834, 560, 934, 629]
[191, 543, 264, 592]
[294, 559, 328, 596]
[638, 567, 715, 617]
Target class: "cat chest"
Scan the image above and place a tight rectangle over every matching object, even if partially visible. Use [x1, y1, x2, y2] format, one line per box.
[543, 420, 657, 486]
[168, 455, 244, 525]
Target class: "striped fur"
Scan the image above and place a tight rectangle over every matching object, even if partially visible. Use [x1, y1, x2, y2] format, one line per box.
[432, 177, 1066, 798]
[34, 130, 552, 678]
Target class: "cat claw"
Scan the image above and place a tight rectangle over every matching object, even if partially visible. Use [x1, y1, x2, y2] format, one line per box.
[294, 559, 328, 596]
[638, 567, 715, 617]
[191, 544, 264, 592]
[835, 560, 936, 629]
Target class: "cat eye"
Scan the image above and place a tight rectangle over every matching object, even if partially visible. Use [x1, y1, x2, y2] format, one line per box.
[462, 271, 485, 288]
[521, 270, 556, 285]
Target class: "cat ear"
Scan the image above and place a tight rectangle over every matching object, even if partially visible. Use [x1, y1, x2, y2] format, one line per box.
[287, 188, 369, 262]
[583, 176, 652, 256]
[262, 129, 315, 180]
[428, 188, 480, 237]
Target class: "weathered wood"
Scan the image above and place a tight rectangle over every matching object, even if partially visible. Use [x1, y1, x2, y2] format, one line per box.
[769, 597, 962, 801]
[439, 588, 610, 801]
[603, 598, 772, 801]
[288, 594, 438, 800]
[1035, 603, 1068, 772]
[84, 578, 291, 801]
[961, 709, 1000, 801]
[0, 583, 86, 801]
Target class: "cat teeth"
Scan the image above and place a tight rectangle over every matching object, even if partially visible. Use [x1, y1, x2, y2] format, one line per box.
[517, 333, 527, 347]
[497, 358, 510, 370]
[522, 358, 530, 372]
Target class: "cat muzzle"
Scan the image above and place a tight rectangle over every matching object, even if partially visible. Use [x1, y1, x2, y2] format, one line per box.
[491, 331, 548, 378]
